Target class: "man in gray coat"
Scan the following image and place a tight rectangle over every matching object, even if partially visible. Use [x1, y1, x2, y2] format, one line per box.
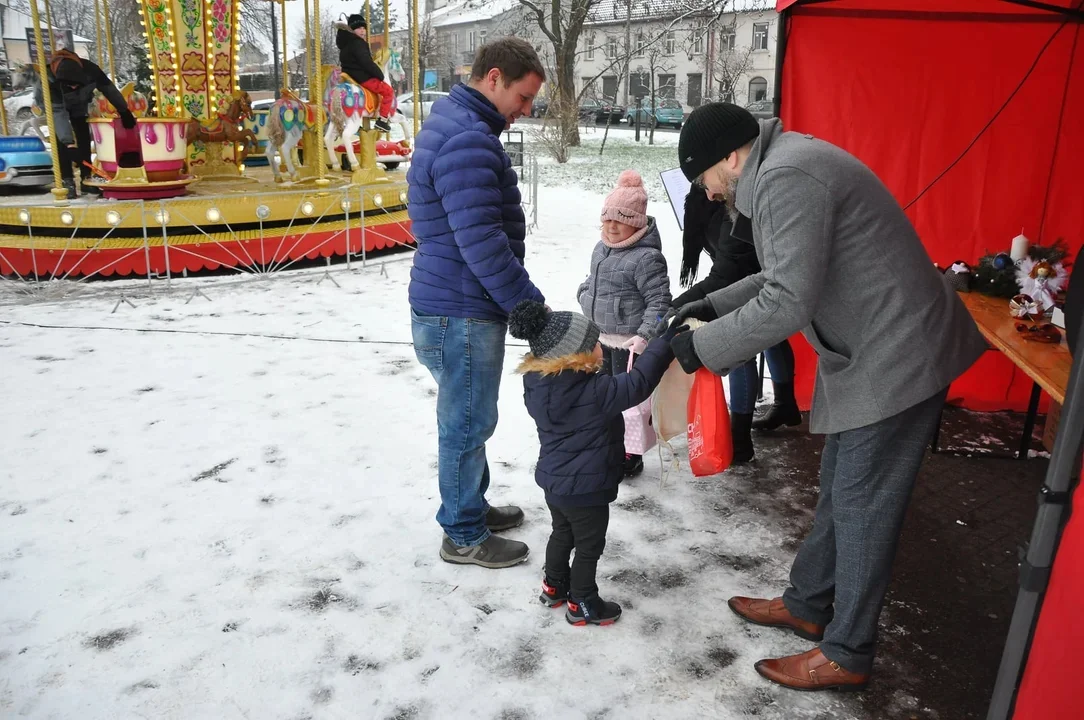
[670, 103, 987, 691]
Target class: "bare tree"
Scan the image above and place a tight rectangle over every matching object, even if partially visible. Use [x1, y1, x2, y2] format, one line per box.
[709, 21, 754, 103]
[632, 41, 676, 145]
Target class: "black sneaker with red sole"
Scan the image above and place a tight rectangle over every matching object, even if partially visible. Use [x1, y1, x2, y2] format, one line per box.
[539, 577, 569, 608]
[566, 594, 622, 626]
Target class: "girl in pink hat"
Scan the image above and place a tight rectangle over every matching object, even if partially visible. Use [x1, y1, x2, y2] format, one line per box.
[577, 169, 672, 477]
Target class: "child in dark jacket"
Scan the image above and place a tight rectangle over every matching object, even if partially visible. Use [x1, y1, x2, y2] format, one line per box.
[509, 300, 678, 626]
[336, 14, 394, 132]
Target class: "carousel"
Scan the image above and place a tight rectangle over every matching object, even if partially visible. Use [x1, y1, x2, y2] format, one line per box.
[0, 0, 423, 279]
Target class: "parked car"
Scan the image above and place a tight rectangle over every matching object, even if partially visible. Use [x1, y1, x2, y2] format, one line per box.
[579, 98, 625, 124]
[746, 99, 775, 120]
[3, 88, 36, 125]
[625, 98, 684, 129]
[530, 97, 549, 118]
[396, 91, 449, 119]
[0, 135, 55, 192]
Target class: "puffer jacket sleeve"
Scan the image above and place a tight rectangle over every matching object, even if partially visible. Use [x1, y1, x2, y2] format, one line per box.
[591, 334, 674, 415]
[633, 249, 671, 338]
[432, 129, 545, 312]
[577, 244, 601, 316]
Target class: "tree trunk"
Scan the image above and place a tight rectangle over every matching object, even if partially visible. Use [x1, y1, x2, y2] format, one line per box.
[557, 41, 580, 148]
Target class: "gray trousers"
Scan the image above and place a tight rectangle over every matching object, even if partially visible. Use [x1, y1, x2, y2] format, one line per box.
[782, 387, 947, 674]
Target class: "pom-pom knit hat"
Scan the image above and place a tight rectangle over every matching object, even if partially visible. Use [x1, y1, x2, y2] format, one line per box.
[601, 170, 648, 229]
[508, 301, 600, 359]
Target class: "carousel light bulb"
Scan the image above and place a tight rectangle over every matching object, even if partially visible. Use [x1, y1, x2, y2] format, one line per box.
[105, 211, 121, 226]
[255, 204, 271, 220]
[399, 190, 407, 203]
[373, 193, 384, 207]
[60, 211, 74, 226]
[206, 207, 222, 222]
[301, 201, 315, 216]
[340, 199, 352, 211]
[17, 210, 30, 224]
[155, 210, 170, 224]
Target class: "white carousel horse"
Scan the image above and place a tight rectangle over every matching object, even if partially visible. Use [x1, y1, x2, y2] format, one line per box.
[264, 88, 314, 182]
[322, 47, 407, 173]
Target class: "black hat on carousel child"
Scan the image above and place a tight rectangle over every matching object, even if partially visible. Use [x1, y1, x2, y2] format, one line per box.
[347, 13, 367, 29]
[509, 301, 600, 359]
[678, 102, 760, 182]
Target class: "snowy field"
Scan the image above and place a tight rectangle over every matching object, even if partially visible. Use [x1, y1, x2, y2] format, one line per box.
[1, 134, 893, 719]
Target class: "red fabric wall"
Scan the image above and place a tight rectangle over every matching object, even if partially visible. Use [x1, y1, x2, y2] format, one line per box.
[779, 1, 1083, 412]
[1013, 473, 1084, 718]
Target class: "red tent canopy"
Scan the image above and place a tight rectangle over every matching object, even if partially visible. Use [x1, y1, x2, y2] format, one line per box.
[774, 0, 1083, 413]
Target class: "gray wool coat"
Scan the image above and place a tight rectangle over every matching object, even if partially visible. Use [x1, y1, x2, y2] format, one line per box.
[578, 218, 672, 339]
[691, 119, 987, 435]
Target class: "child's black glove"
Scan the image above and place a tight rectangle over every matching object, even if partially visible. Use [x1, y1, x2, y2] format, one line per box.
[670, 329, 704, 373]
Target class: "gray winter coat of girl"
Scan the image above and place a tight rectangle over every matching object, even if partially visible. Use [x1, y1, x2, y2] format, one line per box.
[577, 218, 671, 339]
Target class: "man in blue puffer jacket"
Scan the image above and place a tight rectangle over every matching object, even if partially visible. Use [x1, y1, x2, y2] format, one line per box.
[408, 37, 547, 569]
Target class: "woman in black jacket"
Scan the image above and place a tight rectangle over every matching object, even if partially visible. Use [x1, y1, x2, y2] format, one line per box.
[674, 189, 801, 463]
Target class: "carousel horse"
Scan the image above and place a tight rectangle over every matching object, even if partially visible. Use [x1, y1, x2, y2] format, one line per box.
[264, 87, 315, 182]
[88, 82, 150, 120]
[322, 47, 406, 173]
[186, 89, 258, 164]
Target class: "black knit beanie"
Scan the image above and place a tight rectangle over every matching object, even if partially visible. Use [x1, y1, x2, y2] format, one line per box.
[347, 13, 367, 30]
[508, 301, 600, 359]
[678, 102, 760, 182]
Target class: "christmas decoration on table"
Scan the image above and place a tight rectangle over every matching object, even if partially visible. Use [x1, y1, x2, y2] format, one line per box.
[1014, 321, 1062, 344]
[973, 238, 1073, 300]
[1009, 294, 1043, 321]
[1016, 258, 1069, 315]
[944, 260, 972, 292]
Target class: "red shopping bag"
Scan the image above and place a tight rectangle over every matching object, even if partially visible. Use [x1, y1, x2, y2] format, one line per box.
[686, 367, 732, 476]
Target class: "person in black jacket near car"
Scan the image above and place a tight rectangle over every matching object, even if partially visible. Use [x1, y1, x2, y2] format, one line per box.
[675, 188, 801, 463]
[336, 14, 394, 132]
[49, 48, 136, 197]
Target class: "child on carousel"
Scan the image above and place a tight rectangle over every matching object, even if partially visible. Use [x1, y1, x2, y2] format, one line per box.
[336, 13, 394, 133]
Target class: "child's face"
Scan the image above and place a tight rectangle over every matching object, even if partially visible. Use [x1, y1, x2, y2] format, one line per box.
[354, 26, 367, 40]
[592, 342, 603, 362]
[602, 219, 638, 244]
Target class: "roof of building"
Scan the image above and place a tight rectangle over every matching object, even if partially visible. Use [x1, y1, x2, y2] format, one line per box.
[427, 0, 521, 28]
[2, 8, 91, 43]
[586, 0, 773, 25]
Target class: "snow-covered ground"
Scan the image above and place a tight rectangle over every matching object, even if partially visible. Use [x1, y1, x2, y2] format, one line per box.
[0, 135, 882, 719]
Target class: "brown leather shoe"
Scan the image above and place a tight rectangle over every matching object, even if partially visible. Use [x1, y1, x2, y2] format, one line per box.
[755, 648, 869, 691]
[727, 596, 825, 641]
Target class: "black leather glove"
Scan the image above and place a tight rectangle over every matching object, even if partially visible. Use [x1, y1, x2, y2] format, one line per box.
[661, 324, 688, 343]
[672, 298, 717, 327]
[120, 111, 137, 130]
[670, 329, 703, 373]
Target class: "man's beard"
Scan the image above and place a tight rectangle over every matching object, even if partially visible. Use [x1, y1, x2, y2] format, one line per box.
[723, 173, 740, 222]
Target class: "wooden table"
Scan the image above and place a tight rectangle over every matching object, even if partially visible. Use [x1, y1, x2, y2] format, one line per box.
[950, 292, 1072, 459]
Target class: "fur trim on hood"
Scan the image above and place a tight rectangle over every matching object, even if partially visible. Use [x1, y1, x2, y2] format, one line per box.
[516, 352, 603, 376]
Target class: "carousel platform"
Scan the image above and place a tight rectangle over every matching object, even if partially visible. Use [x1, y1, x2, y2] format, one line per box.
[0, 165, 412, 279]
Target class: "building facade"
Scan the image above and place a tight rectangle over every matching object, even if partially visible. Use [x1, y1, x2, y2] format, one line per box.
[576, 0, 777, 114]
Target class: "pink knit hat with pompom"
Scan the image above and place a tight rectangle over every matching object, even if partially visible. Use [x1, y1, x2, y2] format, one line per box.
[601, 170, 648, 229]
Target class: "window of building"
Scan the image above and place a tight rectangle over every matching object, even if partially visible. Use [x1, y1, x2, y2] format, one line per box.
[692, 31, 704, 55]
[628, 72, 649, 98]
[586, 32, 595, 60]
[636, 32, 646, 58]
[752, 22, 769, 51]
[658, 74, 676, 99]
[721, 28, 736, 52]
[664, 31, 676, 56]
[602, 75, 618, 100]
[479, 29, 487, 47]
[748, 76, 768, 102]
[452, 33, 459, 55]
[687, 73, 702, 107]
[606, 36, 618, 59]
[469, 30, 477, 52]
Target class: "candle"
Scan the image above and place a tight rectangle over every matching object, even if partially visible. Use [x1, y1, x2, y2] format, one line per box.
[1010, 229, 1029, 262]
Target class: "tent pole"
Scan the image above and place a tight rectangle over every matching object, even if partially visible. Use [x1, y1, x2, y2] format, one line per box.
[986, 310, 1084, 720]
[772, 8, 788, 119]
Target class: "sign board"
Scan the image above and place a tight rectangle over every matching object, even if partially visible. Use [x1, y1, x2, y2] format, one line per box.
[660, 167, 692, 230]
[423, 69, 439, 89]
[25, 28, 75, 65]
[503, 130, 524, 168]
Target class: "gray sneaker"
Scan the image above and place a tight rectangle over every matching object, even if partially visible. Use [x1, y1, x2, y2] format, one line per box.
[439, 534, 530, 569]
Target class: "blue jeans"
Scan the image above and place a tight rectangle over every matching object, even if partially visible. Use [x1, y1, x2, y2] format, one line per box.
[411, 310, 506, 547]
[727, 341, 795, 414]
